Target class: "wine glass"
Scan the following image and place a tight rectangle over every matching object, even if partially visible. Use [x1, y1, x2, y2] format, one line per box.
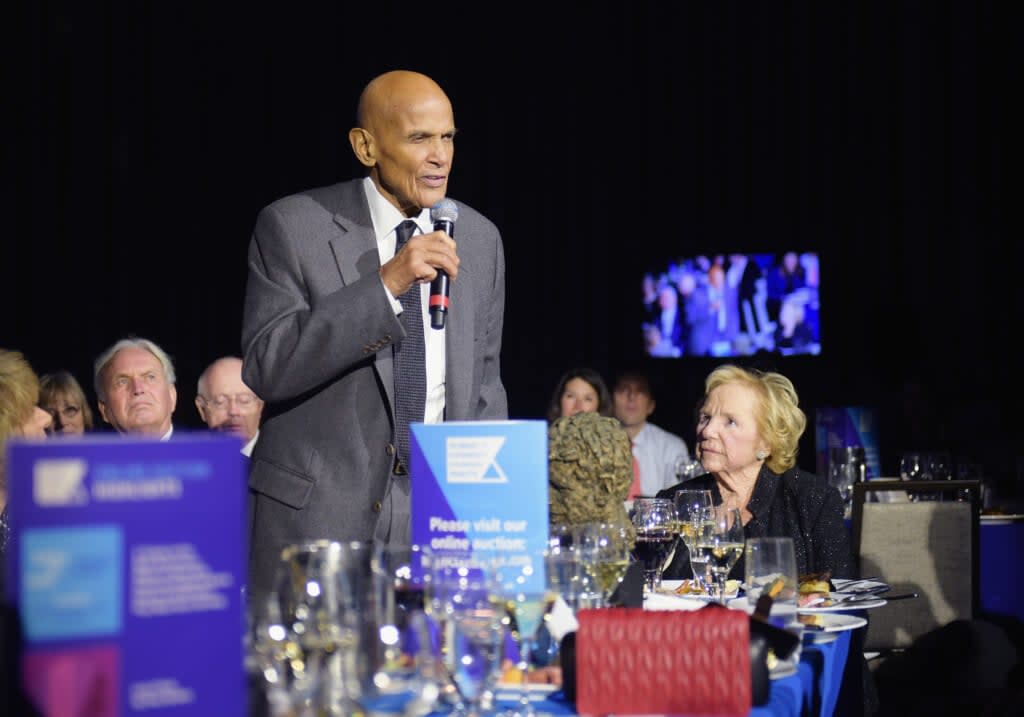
[899, 451, 925, 502]
[430, 555, 504, 717]
[672, 489, 714, 592]
[673, 455, 704, 484]
[269, 540, 374, 714]
[370, 543, 445, 712]
[546, 525, 586, 611]
[696, 506, 745, 604]
[492, 557, 553, 717]
[629, 497, 677, 595]
[576, 522, 632, 607]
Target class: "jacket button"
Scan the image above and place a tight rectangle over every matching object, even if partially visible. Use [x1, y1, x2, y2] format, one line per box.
[386, 444, 395, 456]
[372, 501, 382, 513]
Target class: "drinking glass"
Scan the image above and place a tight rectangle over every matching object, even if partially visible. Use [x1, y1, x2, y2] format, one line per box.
[268, 540, 375, 714]
[899, 451, 925, 501]
[430, 555, 504, 717]
[696, 507, 745, 604]
[927, 450, 953, 501]
[370, 543, 445, 713]
[744, 536, 798, 609]
[630, 497, 677, 595]
[673, 455, 704, 484]
[672, 489, 714, 591]
[576, 522, 632, 607]
[492, 557, 553, 717]
[546, 525, 586, 610]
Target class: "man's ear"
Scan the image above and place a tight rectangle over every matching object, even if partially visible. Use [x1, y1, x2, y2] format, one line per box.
[98, 401, 110, 425]
[348, 127, 376, 168]
[195, 397, 207, 423]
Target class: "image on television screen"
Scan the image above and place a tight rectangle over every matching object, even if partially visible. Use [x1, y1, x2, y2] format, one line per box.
[641, 252, 820, 358]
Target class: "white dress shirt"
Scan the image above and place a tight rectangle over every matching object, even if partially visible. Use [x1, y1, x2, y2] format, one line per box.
[632, 422, 691, 496]
[363, 177, 446, 425]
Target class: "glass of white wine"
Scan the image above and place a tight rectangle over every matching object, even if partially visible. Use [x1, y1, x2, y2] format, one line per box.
[577, 522, 632, 607]
[672, 489, 714, 592]
[696, 507, 745, 605]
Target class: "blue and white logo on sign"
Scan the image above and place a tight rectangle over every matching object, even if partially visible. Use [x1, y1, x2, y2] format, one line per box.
[445, 436, 507, 484]
[33, 458, 89, 507]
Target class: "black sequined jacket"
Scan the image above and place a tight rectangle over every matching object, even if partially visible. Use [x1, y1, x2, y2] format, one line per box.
[658, 465, 855, 581]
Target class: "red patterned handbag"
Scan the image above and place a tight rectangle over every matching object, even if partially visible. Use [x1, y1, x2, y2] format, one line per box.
[574, 607, 752, 716]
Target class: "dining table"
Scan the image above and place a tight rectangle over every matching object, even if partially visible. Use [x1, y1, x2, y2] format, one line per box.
[248, 608, 854, 717]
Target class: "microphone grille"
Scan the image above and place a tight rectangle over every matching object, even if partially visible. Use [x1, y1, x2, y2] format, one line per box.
[430, 198, 459, 224]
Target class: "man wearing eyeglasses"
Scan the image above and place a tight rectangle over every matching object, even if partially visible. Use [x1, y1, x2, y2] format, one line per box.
[195, 357, 264, 457]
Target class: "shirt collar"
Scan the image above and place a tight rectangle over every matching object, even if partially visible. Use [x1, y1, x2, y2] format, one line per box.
[362, 177, 430, 241]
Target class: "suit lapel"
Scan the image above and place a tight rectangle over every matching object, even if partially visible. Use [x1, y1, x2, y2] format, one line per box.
[328, 192, 397, 417]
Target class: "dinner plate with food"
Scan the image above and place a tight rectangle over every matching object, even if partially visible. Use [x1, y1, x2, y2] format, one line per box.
[797, 612, 867, 638]
[797, 573, 888, 612]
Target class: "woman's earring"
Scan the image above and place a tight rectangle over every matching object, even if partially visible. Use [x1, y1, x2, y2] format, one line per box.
[756, 450, 766, 460]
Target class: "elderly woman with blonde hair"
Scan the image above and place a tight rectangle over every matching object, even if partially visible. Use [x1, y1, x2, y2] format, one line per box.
[658, 363, 853, 581]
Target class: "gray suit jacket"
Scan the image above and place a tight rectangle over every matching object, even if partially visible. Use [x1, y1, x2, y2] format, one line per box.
[241, 179, 508, 598]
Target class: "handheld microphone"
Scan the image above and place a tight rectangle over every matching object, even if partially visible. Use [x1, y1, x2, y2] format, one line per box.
[429, 198, 458, 329]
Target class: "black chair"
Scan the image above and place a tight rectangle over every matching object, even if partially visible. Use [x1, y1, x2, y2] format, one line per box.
[851, 479, 981, 659]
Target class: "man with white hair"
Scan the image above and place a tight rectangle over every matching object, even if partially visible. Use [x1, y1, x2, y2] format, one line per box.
[195, 356, 264, 456]
[94, 337, 177, 439]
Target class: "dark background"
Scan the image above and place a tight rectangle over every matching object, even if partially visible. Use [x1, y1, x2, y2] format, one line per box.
[7, 3, 1023, 497]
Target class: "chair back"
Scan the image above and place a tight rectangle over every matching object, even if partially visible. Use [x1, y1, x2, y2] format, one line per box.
[851, 479, 981, 651]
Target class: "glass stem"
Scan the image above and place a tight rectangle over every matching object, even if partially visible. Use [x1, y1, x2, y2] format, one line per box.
[518, 638, 534, 717]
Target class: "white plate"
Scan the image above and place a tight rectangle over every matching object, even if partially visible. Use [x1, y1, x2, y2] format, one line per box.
[493, 683, 559, 700]
[726, 596, 796, 615]
[981, 514, 1024, 525]
[798, 593, 887, 612]
[658, 579, 740, 600]
[644, 592, 709, 612]
[799, 612, 867, 634]
[770, 662, 799, 679]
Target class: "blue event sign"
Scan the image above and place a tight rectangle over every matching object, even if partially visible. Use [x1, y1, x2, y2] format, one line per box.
[409, 420, 549, 591]
[5, 432, 247, 717]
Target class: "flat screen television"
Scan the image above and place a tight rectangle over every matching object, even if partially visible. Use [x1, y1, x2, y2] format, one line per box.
[641, 252, 821, 358]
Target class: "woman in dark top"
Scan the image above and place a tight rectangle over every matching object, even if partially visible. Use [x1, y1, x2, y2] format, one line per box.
[659, 363, 853, 581]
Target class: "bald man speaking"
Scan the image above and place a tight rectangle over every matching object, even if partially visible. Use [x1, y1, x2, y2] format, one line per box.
[240, 70, 508, 600]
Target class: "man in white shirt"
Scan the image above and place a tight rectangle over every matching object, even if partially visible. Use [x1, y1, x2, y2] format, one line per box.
[195, 356, 264, 456]
[612, 371, 691, 496]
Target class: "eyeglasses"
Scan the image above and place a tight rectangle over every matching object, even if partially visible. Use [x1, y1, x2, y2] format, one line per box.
[45, 405, 81, 421]
[199, 393, 259, 412]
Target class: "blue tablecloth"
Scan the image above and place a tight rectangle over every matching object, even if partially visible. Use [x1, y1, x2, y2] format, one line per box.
[980, 518, 1024, 621]
[478, 629, 851, 717]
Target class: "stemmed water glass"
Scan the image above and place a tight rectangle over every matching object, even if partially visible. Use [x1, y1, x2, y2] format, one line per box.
[630, 497, 677, 595]
[576, 522, 632, 607]
[696, 506, 745, 604]
[492, 557, 552, 717]
[672, 489, 714, 592]
[430, 555, 504, 717]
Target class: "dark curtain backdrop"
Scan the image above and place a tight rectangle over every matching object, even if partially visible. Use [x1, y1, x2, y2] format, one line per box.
[7, 3, 1023, 493]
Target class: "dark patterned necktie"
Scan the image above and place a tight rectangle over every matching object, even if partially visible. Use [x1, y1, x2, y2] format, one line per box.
[393, 219, 426, 474]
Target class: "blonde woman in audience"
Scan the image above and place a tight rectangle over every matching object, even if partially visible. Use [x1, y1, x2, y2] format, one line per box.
[38, 370, 94, 435]
[0, 349, 53, 592]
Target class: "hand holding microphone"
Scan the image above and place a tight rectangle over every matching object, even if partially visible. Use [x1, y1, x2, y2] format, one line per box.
[429, 198, 459, 330]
